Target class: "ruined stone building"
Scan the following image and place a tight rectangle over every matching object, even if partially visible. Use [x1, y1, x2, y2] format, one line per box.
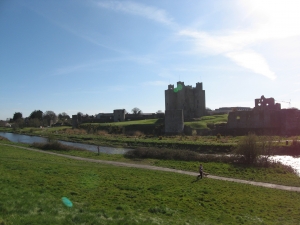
[113, 109, 125, 122]
[227, 95, 300, 135]
[165, 81, 206, 133]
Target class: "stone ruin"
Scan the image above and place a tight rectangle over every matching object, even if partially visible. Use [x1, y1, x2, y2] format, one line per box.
[227, 95, 300, 135]
[164, 81, 206, 134]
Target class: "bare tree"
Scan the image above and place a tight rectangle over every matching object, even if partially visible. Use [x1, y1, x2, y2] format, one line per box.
[43, 111, 57, 126]
[132, 107, 142, 115]
[58, 112, 70, 120]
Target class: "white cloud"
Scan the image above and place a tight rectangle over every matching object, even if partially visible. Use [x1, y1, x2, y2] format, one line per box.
[177, 0, 300, 80]
[178, 29, 276, 79]
[226, 50, 276, 80]
[97, 1, 175, 27]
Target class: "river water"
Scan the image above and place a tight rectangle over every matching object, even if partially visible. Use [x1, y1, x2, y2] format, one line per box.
[0, 132, 299, 175]
[0, 132, 131, 154]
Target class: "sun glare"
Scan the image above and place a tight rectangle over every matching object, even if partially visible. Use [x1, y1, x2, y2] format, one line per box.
[244, 0, 300, 39]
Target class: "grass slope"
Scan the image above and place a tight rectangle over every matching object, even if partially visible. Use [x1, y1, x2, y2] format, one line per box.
[185, 114, 228, 129]
[1, 145, 300, 224]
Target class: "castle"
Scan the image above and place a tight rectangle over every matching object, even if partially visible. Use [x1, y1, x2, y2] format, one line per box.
[227, 95, 300, 135]
[164, 81, 206, 133]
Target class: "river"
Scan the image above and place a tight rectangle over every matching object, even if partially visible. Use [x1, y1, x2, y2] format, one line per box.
[0, 132, 299, 175]
[0, 132, 131, 154]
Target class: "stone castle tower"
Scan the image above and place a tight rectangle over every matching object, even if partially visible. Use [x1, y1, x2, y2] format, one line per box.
[165, 81, 206, 120]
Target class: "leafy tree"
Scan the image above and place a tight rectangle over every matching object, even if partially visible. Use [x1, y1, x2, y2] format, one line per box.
[28, 118, 41, 127]
[156, 110, 163, 113]
[29, 110, 43, 120]
[132, 107, 142, 115]
[43, 111, 57, 126]
[12, 118, 24, 129]
[13, 112, 22, 121]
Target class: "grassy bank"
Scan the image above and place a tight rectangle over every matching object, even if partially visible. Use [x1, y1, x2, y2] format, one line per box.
[0, 126, 238, 153]
[1, 144, 300, 224]
[37, 146, 300, 187]
[6, 136, 296, 187]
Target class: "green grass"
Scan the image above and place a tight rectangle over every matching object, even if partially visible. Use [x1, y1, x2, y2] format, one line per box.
[184, 114, 228, 129]
[84, 119, 162, 126]
[42, 148, 300, 187]
[1, 144, 300, 224]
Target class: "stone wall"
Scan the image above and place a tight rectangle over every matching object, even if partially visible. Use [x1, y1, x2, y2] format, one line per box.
[227, 96, 300, 135]
[165, 81, 206, 121]
[164, 109, 184, 134]
[113, 109, 125, 122]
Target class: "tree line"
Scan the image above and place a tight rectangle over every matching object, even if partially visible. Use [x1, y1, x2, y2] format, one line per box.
[10, 110, 73, 128]
[8, 107, 158, 129]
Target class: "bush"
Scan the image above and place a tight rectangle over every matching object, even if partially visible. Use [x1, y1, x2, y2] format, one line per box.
[234, 133, 261, 164]
[125, 147, 239, 163]
[235, 134, 278, 164]
[31, 142, 86, 151]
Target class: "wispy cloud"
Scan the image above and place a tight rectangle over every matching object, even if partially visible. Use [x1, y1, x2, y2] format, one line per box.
[178, 29, 276, 80]
[226, 50, 275, 80]
[177, 0, 300, 80]
[96, 1, 176, 27]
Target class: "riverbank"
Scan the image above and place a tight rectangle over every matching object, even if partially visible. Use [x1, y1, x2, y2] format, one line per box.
[1, 137, 299, 187]
[1, 126, 299, 155]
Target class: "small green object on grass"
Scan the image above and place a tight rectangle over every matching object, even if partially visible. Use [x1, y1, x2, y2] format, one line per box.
[62, 197, 73, 207]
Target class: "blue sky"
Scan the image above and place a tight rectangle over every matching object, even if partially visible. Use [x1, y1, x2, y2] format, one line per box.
[1, 0, 300, 120]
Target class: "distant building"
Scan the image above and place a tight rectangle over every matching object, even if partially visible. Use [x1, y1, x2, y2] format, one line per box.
[165, 81, 206, 120]
[227, 95, 300, 135]
[113, 109, 125, 122]
[165, 81, 206, 134]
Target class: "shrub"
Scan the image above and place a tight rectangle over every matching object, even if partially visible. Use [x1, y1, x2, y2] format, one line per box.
[125, 147, 239, 163]
[31, 142, 85, 151]
[234, 133, 261, 164]
[97, 130, 108, 136]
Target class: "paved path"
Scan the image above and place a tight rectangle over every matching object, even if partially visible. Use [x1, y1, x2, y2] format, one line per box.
[1, 143, 300, 192]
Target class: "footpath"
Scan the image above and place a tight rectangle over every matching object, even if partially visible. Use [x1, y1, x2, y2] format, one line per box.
[1, 143, 300, 192]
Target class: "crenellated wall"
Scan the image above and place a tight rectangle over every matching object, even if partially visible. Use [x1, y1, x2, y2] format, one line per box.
[165, 81, 206, 121]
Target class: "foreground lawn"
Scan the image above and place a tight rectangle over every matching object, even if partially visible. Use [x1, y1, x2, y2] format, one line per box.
[45, 148, 300, 187]
[1, 145, 300, 224]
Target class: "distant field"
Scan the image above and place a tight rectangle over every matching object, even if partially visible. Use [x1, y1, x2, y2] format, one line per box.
[84, 119, 162, 126]
[1, 144, 300, 224]
[185, 114, 228, 129]
[80, 114, 228, 130]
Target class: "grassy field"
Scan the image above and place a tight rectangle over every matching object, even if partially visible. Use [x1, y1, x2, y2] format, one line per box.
[185, 114, 228, 129]
[35, 147, 300, 187]
[1, 144, 300, 224]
